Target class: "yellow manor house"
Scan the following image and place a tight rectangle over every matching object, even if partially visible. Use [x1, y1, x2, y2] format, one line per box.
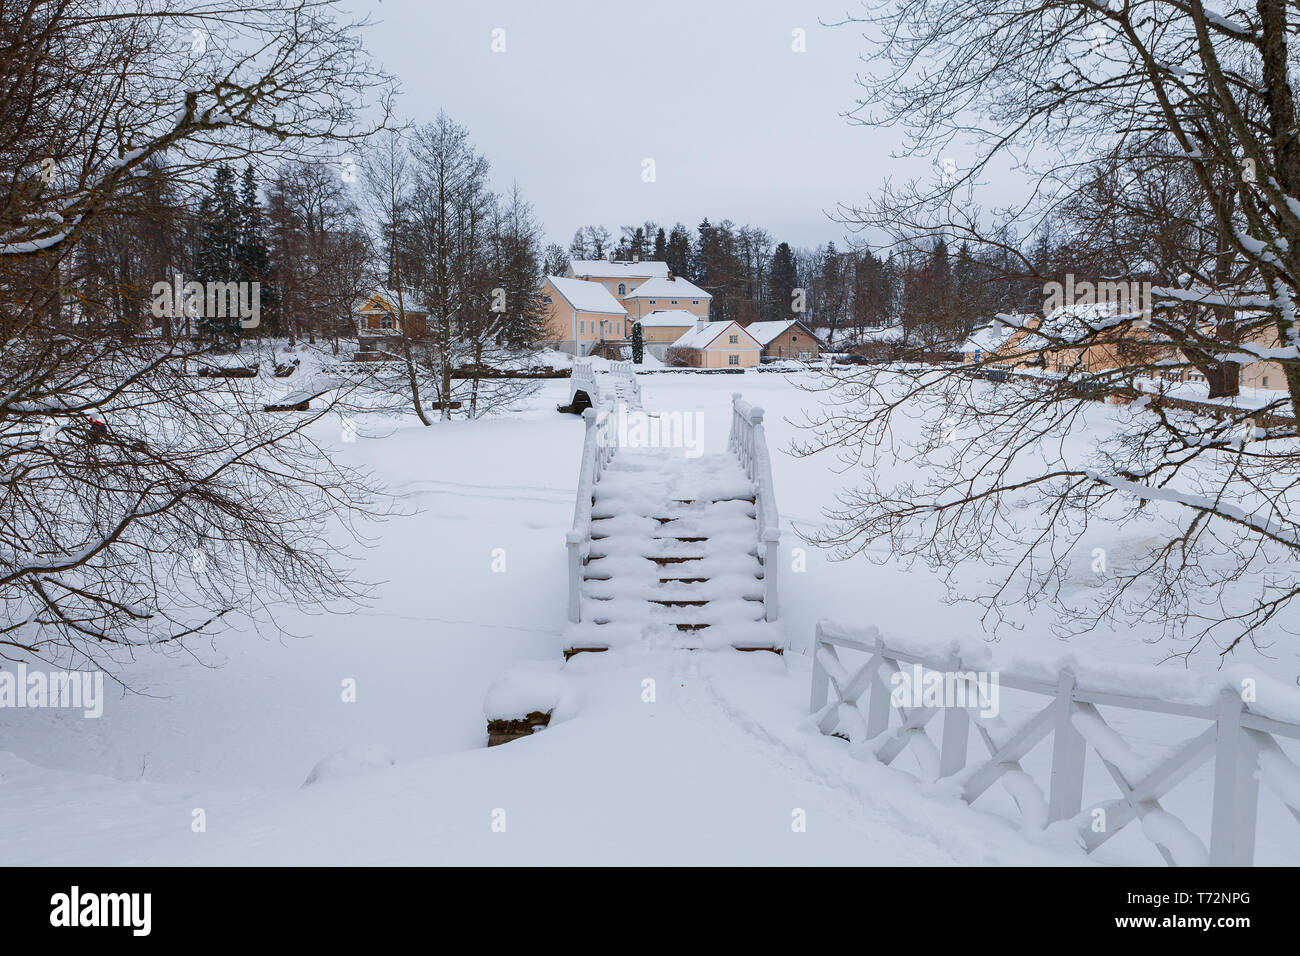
[540, 255, 724, 359]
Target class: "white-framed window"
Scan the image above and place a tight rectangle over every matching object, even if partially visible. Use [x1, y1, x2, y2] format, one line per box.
[648, 299, 656, 305]
[617, 283, 626, 296]
[380, 313, 395, 330]
[692, 300, 700, 305]
[729, 334, 738, 344]
[728, 354, 739, 365]
[580, 319, 585, 333]
[1262, 376, 1270, 387]
[671, 299, 678, 305]
[542, 295, 552, 305]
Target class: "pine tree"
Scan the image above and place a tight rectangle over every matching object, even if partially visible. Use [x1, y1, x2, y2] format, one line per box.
[665, 223, 692, 277]
[193, 165, 241, 342]
[764, 242, 799, 322]
[235, 165, 277, 337]
[631, 321, 644, 364]
[652, 227, 666, 263]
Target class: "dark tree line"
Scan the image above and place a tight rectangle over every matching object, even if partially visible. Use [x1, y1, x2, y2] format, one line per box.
[561, 217, 1023, 345]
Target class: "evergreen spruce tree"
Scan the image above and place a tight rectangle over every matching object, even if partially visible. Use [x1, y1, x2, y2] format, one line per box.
[631, 321, 644, 364]
[763, 241, 799, 322]
[193, 165, 241, 343]
[664, 223, 692, 277]
[235, 165, 277, 338]
[652, 227, 666, 263]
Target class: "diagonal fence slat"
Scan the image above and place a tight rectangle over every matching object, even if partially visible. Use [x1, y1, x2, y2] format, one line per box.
[808, 621, 1300, 866]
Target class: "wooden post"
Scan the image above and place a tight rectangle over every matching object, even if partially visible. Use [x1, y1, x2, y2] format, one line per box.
[939, 653, 971, 778]
[1048, 669, 1086, 823]
[809, 623, 830, 713]
[1210, 687, 1259, 866]
[763, 528, 780, 621]
[866, 640, 893, 738]
[565, 530, 582, 623]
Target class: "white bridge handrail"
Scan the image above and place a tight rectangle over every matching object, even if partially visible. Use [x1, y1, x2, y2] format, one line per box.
[728, 393, 781, 621]
[569, 358, 641, 410]
[809, 620, 1300, 866]
[565, 407, 616, 622]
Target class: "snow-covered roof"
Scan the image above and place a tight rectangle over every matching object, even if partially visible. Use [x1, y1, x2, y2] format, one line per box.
[635, 309, 698, 328]
[857, 324, 903, 343]
[669, 321, 759, 351]
[354, 287, 426, 314]
[568, 259, 669, 280]
[621, 276, 711, 300]
[963, 321, 1016, 354]
[543, 275, 627, 316]
[742, 319, 820, 346]
[1020, 301, 1144, 350]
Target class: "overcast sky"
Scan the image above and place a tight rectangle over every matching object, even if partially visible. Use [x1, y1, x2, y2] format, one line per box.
[353, 0, 919, 251]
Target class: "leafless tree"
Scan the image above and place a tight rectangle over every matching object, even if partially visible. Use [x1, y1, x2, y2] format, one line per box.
[0, 1, 394, 669]
[803, 0, 1300, 658]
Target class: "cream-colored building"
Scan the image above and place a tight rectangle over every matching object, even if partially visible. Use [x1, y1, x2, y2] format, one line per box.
[542, 256, 711, 355]
[540, 275, 631, 356]
[620, 275, 711, 322]
[634, 310, 698, 361]
[666, 319, 761, 368]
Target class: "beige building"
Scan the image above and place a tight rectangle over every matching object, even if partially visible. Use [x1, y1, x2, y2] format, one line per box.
[666, 320, 761, 368]
[634, 310, 698, 361]
[567, 258, 668, 300]
[542, 256, 711, 355]
[620, 275, 712, 322]
[540, 275, 631, 356]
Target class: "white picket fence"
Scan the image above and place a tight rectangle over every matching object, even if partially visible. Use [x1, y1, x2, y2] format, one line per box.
[809, 620, 1300, 865]
[728, 394, 781, 621]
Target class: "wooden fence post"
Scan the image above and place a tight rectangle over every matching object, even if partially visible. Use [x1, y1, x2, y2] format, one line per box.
[809, 623, 829, 713]
[939, 653, 971, 778]
[1048, 669, 1086, 823]
[1210, 687, 1259, 866]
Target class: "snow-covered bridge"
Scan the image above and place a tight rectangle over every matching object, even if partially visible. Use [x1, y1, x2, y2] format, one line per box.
[562, 391, 783, 657]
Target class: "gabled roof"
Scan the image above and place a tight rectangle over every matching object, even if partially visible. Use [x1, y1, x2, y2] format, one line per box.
[634, 309, 698, 328]
[743, 319, 821, 347]
[963, 320, 1016, 354]
[543, 275, 627, 315]
[354, 287, 427, 315]
[621, 276, 711, 300]
[669, 320, 760, 351]
[568, 259, 670, 280]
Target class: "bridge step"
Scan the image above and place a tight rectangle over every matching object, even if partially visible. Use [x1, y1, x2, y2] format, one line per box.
[571, 448, 776, 652]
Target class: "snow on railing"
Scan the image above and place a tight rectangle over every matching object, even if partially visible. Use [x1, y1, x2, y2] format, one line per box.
[565, 406, 617, 622]
[728, 393, 781, 621]
[809, 620, 1300, 866]
[569, 358, 602, 407]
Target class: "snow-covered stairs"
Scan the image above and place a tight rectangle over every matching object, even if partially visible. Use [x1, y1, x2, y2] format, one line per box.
[565, 449, 783, 655]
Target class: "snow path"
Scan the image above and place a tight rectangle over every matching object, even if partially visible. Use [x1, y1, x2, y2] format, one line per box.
[0, 650, 1081, 865]
[2, 371, 1295, 864]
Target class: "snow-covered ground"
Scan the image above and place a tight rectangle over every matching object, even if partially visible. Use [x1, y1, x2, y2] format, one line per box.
[2, 366, 1297, 865]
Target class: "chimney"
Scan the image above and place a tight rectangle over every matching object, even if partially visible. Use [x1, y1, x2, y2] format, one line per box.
[668, 270, 674, 281]
[633, 254, 639, 264]
[696, 318, 707, 333]
[607, 250, 615, 263]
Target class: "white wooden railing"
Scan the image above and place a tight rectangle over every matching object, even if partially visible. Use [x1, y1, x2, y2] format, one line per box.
[565, 407, 617, 622]
[568, 358, 641, 410]
[728, 393, 781, 621]
[809, 620, 1300, 866]
[569, 358, 601, 407]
